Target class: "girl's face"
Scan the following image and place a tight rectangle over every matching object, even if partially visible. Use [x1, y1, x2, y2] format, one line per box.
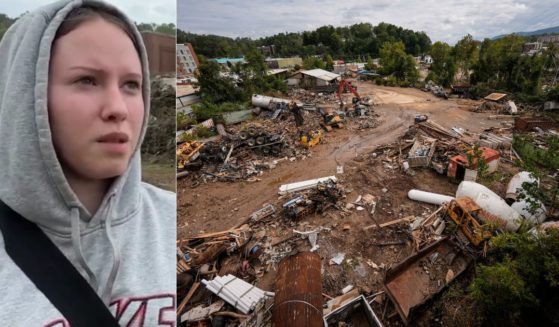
[48, 18, 144, 182]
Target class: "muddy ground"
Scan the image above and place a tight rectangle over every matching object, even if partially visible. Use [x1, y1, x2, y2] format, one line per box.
[178, 83, 509, 237]
[178, 81, 517, 325]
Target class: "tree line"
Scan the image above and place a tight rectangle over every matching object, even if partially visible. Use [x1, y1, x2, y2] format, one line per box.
[178, 22, 432, 60]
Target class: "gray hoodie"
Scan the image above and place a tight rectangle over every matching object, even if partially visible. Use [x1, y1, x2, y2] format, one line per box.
[0, 0, 176, 325]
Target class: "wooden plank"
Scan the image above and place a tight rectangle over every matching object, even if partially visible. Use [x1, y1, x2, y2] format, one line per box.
[363, 215, 415, 231]
[177, 282, 200, 316]
[184, 229, 240, 240]
[213, 311, 249, 320]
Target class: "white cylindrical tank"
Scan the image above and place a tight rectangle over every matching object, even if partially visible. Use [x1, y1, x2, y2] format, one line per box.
[506, 171, 538, 201]
[456, 181, 523, 231]
[511, 200, 547, 224]
[408, 189, 455, 206]
[251, 94, 291, 108]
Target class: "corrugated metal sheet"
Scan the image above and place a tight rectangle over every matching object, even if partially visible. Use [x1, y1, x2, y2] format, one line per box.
[222, 109, 253, 125]
[267, 68, 289, 75]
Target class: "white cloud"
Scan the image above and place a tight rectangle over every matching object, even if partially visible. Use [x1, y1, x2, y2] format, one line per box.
[0, 0, 175, 24]
[178, 0, 559, 44]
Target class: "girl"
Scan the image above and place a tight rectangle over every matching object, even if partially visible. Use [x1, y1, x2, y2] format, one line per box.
[0, 1, 176, 325]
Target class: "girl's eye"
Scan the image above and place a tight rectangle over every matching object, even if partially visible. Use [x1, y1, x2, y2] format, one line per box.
[123, 81, 141, 91]
[76, 76, 96, 86]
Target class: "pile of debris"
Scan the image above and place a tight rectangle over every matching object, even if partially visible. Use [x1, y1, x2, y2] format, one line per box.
[423, 80, 448, 99]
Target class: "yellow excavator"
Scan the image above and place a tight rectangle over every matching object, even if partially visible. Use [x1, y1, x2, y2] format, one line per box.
[299, 130, 322, 148]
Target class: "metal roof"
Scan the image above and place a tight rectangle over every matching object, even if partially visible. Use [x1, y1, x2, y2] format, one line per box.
[300, 69, 340, 81]
[484, 93, 507, 101]
[267, 68, 289, 75]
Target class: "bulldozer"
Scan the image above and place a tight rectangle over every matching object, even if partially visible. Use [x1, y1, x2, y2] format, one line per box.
[177, 141, 204, 170]
[446, 197, 498, 247]
[318, 106, 344, 131]
[299, 130, 322, 148]
[322, 113, 344, 131]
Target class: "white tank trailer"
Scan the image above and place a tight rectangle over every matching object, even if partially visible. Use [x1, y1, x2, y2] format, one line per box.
[456, 181, 533, 232]
[506, 171, 546, 224]
[251, 94, 292, 109]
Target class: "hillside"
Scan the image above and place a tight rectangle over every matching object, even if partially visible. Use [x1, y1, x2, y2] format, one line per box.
[493, 25, 559, 39]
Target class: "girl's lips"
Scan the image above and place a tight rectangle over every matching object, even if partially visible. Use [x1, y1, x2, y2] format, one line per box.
[97, 132, 129, 143]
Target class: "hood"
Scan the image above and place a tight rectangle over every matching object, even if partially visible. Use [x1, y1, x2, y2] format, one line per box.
[0, 0, 151, 237]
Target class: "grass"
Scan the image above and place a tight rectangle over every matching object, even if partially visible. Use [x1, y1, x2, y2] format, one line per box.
[141, 155, 176, 192]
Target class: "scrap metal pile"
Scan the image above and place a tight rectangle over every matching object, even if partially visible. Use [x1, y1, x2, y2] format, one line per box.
[177, 179, 352, 326]
[178, 88, 382, 185]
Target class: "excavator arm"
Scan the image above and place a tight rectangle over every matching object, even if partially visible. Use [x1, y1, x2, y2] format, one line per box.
[337, 79, 361, 101]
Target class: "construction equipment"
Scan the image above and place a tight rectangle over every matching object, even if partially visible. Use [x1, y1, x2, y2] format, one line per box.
[322, 113, 344, 131]
[237, 127, 288, 156]
[446, 197, 496, 247]
[336, 79, 372, 115]
[283, 196, 314, 220]
[289, 101, 305, 127]
[299, 130, 322, 148]
[318, 106, 344, 131]
[177, 141, 204, 169]
[282, 179, 342, 220]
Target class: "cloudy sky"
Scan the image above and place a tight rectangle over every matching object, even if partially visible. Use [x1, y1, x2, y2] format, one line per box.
[1, 0, 176, 25]
[178, 0, 559, 44]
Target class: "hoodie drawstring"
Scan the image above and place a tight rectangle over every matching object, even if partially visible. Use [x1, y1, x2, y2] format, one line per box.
[70, 195, 121, 305]
[100, 195, 121, 304]
[70, 207, 98, 291]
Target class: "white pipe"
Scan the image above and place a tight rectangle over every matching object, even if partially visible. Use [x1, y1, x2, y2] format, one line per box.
[408, 189, 455, 205]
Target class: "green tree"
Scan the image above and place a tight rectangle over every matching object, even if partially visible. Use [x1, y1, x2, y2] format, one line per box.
[428, 41, 456, 87]
[196, 57, 245, 103]
[136, 22, 155, 32]
[236, 49, 287, 97]
[136, 22, 175, 36]
[303, 56, 325, 69]
[513, 133, 559, 216]
[469, 231, 559, 325]
[470, 35, 543, 97]
[379, 41, 418, 85]
[154, 23, 176, 36]
[324, 54, 334, 70]
[0, 13, 16, 41]
[453, 34, 479, 82]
